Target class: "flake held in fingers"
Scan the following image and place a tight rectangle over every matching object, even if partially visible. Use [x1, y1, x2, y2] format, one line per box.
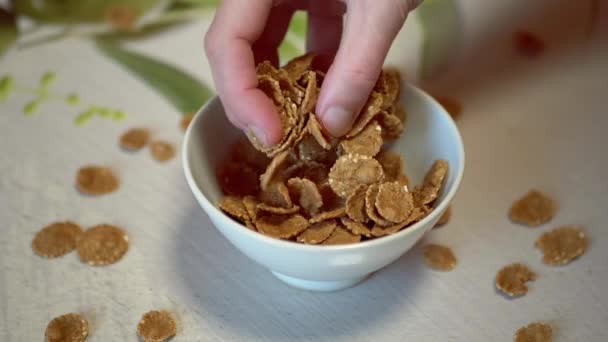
[509, 190, 556, 227]
[535, 226, 587, 265]
[76, 224, 129, 266]
[45, 313, 89, 342]
[297, 220, 337, 244]
[32, 221, 82, 258]
[423, 244, 457, 271]
[137, 310, 177, 342]
[329, 154, 384, 199]
[514, 322, 552, 342]
[495, 263, 537, 297]
[346, 91, 383, 138]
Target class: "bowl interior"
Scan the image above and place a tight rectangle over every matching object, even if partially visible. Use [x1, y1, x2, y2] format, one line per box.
[184, 83, 464, 244]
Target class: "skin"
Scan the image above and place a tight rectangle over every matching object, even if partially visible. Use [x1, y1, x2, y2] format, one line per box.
[204, 0, 421, 146]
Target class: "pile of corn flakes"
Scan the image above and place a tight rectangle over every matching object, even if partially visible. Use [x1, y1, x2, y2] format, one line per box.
[216, 54, 448, 245]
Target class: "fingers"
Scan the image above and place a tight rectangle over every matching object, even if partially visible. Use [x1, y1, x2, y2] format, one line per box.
[204, 0, 282, 146]
[316, 0, 415, 137]
[306, 0, 345, 71]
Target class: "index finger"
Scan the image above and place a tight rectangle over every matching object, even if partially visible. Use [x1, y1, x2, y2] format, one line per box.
[204, 0, 282, 146]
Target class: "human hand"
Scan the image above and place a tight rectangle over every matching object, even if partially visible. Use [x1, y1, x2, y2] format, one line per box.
[204, 0, 420, 146]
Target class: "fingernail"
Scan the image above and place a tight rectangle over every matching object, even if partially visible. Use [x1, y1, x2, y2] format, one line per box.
[322, 106, 352, 137]
[247, 125, 270, 147]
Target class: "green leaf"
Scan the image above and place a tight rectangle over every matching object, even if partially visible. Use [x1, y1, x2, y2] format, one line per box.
[417, 0, 460, 80]
[0, 8, 18, 58]
[289, 11, 307, 39]
[96, 40, 213, 114]
[278, 38, 302, 66]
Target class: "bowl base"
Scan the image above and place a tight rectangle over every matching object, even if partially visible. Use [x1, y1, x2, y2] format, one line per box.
[271, 271, 368, 291]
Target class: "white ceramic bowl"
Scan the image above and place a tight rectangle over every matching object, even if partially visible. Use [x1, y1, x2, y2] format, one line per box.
[182, 84, 465, 291]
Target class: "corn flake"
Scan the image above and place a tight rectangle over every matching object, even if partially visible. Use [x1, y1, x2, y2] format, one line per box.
[150, 140, 175, 162]
[346, 91, 384, 138]
[307, 113, 331, 150]
[76, 165, 119, 196]
[283, 53, 314, 81]
[365, 184, 391, 226]
[137, 310, 177, 342]
[287, 177, 323, 216]
[300, 71, 319, 114]
[120, 127, 149, 151]
[32, 221, 83, 258]
[423, 244, 457, 271]
[375, 68, 401, 108]
[339, 121, 383, 157]
[219, 196, 250, 222]
[375, 181, 414, 223]
[259, 181, 293, 208]
[413, 159, 449, 206]
[509, 190, 556, 227]
[309, 206, 346, 224]
[45, 313, 89, 342]
[297, 219, 337, 244]
[256, 214, 310, 239]
[514, 322, 552, 342]
[260, 150, 290, 191]
[340, 217, 372, 237]
[322, 227, 361, 245]
[329, 154, 384, 199]
[76, 224, 129, 266]
[495, 263, 537, 297]
[345, 185, 368, 223]
[257, 203, 301, 215]
[535, 226, 588, 265]
[377, 110, 404, 141]
[376, 150, 404, 182]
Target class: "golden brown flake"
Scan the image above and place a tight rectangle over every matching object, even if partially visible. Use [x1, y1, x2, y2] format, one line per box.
[375, 181, 414, 223]
[32, 221, 83, 258]
[329, 154, 384, 199]
[376, 150, 405, 182]
[259, 181, 293, 208]
[297, 219, 337, 244]
[219, 196, 250, 222]
[307, 114, 331, 150]
[374, 68, 401, 107]
[119, 128, 149, 151]
[309, 207, 346, 224]
[260, 150, 290, 191]
[377, 111, 404, 141]
[300, 71, 319, 114]
[137, 310, 177, 342]
[365, 184, 391, 226]
[514, 322, 553, 342]
[495, 263, 537, 297]
[370, 221, 407, 237]
[287, 177, 323, 216]
[256, 214, 310, 239]
[76, 224, 129, 266]
[345, 185, 368, 223]
[413, 159, 449, 206]
[180, 112, 195, 131]
[45, 312, 89, 342]
[434, 206, 452, 228]
[257, 203, 301, 215]
[150, 141, 175, 162]
[216, 162, 259, 197]
[340, 121, 383, 157]
[346, 91, 384, 138]
[322, 227, 361, 245]
[423, 244, 457, 271]
[340, 217, 372, 237]
[76, 165, 119, 196]
[283, 53, 315, 80]
[296, 134, 332, 163]
[509, 190, 556, 227]
[535, 226, 588, 265]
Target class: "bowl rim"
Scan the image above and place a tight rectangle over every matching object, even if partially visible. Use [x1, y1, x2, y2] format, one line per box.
[182, 84, 465, 251]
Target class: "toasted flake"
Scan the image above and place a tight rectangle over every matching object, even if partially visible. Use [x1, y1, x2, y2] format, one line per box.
[45, 313, 89, 342]
[310, 207, 346, 224]
[260, 150, 290, 191]
[242, 196, 259, 222]
[370, 220, 407, 237]
[375, 68, 401, 108]
[300, 71, 318, 114]
[365, 184, 391, 226]
[377, 110, 404, 141]
[340, 121, 383, 157]
[514, 322, 552, 342]
[434, 95, 462, 120]
[76, 224, 129, 266]
[375, 181, 414, 223]
[76, 165, 119, 196]
[434, 206, 452, 228]
[296, 134, 335, 164]
[32, 221, 83, 258]
[340, 217, 372, 237]
[495, 263, 536, 297]
[535, 226, 588, 265]
[219, 196, 250, 222]
[423, 244, 457, 271]
[376, 150, 405, 182]
[307, 114, 331, 150]
[256, 214, 310, 239]
[120, 128, 149, 150]
[257, 203, 300, 214]
[287, 177, 323, 216]
[137, 310, 177, 342]
[403, 205, 431, 225]
[150, 140, 175, 162]
[217, 162, 259, 196]
[259, 181, 293, 208]
[509, 190, 556, 227]
[284, 53, 314, 80]
[346, 91, 383, 138]
[297, 220, 337, 244]
[180, 112, 195, 131]
[413, 160, 449, 206]
[322, 227, 361, 245]
[329, 154, 384, 199]
[345, 185, 368, 223]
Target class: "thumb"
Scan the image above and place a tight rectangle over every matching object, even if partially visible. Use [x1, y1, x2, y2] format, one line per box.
[316, 0, 415, 136]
